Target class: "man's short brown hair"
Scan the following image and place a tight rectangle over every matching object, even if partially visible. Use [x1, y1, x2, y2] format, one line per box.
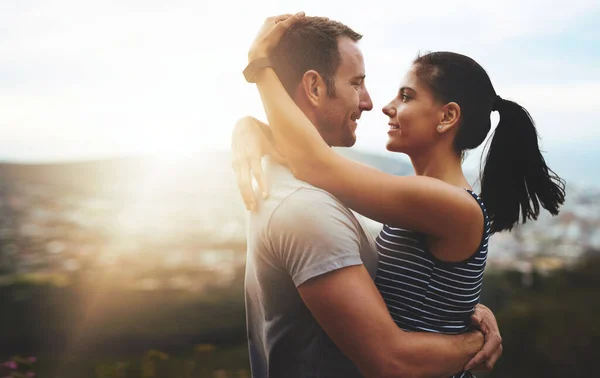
[270, 16, 362, 97]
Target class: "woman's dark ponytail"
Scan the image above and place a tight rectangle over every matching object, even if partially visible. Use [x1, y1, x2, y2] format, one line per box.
[480, 96, 566, 233]
[414, 52, 565, 233]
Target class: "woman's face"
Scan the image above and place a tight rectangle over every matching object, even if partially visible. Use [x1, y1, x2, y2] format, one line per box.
[382, 66, 445, 155]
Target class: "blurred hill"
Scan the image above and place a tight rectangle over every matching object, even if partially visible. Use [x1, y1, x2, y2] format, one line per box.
[0, 148, 412, 194]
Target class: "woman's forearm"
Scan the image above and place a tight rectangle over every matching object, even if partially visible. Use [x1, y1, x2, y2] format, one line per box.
[255, 67, 335, 176]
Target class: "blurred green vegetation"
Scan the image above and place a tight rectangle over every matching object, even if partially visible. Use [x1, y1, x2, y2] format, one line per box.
[477, 253, 600, 378]
[1, 255, 599, 378]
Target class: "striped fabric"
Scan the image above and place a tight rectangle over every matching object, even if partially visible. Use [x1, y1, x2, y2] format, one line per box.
[374, 189, 490, 378]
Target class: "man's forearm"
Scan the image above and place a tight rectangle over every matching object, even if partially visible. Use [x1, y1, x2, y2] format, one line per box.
[384, 329, 483, 378]
[292, 262, 485, 378]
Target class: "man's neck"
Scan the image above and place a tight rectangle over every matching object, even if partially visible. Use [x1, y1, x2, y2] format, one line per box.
[293, 96, 335, 147]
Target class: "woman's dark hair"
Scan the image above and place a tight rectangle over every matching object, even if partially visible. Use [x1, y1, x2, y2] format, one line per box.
[413, 51, 566, 233]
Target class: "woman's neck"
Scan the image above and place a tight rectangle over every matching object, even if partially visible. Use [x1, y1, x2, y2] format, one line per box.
[409, 147, 471, 189]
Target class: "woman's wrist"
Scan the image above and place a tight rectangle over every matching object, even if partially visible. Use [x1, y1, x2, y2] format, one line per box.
[248, 50, 268, 64]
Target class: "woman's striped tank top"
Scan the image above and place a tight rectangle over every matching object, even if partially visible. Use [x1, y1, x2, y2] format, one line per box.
[374, 189, 490, 378]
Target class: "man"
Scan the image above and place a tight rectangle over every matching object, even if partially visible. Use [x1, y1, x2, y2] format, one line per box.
[233, 15, 502, 378]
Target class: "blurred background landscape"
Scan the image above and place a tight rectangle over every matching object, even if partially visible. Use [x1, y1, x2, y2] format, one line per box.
[1, 149, 599, 378]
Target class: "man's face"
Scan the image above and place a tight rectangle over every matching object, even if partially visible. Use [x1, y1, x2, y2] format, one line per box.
[316, 37, 373, 147]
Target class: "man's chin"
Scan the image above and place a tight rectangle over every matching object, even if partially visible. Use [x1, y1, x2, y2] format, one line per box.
[330, 131, 356, 148]
[343, 130, 357, 147]
[343, 136, 357, 148]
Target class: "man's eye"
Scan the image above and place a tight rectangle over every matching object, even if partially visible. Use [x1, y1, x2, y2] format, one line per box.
[401, 93, 410, 102]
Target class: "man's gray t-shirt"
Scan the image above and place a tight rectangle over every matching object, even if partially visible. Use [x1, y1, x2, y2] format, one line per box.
[245, 158, 378, 378]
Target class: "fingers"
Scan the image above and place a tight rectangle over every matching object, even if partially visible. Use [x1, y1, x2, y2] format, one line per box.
[466, 362, 487, 372]
[470, 313, 488, 334]
[251, 12, 305, 61]
[231, 117, 272, 210]
[486, 342, 503, 370]
[464, 348, 487, 371]
[471, 304, 485, 326]
[465, 306, 502, 371]
[270, 11, 304, 24]
[251, 157, 268, 199]
[474, 303, 490, 312]
[278, 11, 305, 28]
[270, 14, 293, 23]
[234, 160, 256, 211]
[464, 327, 503, 371]
[466, 335, 502, 371]
[471, 304, 495, 334]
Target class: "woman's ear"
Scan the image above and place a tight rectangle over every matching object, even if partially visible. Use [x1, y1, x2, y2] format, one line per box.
[437, 102, 461, 134]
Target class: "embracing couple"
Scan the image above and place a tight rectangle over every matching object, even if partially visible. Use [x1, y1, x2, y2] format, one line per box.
[231, 12, 565, 378]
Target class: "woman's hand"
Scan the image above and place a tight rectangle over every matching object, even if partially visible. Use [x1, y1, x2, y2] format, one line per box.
[231, 117, 284, 211]
[248, 12, 305, 62]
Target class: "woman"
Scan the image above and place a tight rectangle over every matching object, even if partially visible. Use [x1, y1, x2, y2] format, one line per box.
[237, 14, 565, 377]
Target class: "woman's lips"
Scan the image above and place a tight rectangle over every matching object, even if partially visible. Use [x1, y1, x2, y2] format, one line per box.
[388, 124, 400, 135]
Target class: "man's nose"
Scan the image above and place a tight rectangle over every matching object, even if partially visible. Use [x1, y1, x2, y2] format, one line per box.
[360, 90, 373, 111]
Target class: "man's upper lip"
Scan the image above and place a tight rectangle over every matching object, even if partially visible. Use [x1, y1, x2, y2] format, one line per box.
[388, 122, 399, 127]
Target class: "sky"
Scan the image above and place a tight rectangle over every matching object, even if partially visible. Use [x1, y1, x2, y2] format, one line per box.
[1, 0, 599, 185]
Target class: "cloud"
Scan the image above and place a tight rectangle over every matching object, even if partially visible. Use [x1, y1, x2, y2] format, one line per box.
[352, 0, 599, 42]
[503, 83, 600, 112]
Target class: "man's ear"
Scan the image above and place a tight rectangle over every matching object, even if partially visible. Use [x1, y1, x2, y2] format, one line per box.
[301, 70, 327, 107]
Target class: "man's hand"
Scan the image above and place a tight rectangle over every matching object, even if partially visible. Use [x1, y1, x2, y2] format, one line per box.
[464, 303, 503, 371]
[231, 116, 283, 211]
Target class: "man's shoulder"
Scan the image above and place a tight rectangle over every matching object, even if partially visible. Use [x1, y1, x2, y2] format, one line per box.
[265, 159, 344, 204]
[275, 187, 350, 217]
[265, 187, 362, 240]
[250, 186, 344, 229]
[254, 161, 360, 241]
